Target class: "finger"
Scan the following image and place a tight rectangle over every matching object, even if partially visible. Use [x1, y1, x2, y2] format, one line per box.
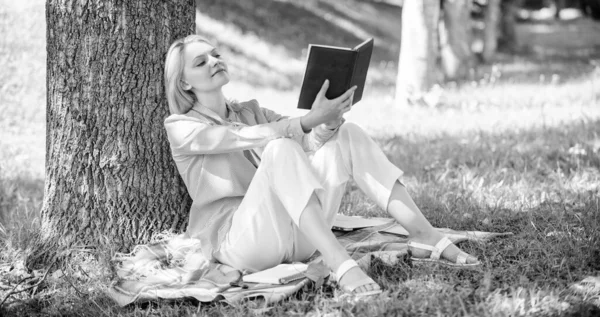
[341, 92, 354, 104]
[333, 85, 357, 103]
[317, 79, 330, 99]
[340, 96, 352, 108]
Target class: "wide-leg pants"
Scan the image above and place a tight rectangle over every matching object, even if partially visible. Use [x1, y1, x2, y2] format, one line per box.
[214, 123, 404, 273]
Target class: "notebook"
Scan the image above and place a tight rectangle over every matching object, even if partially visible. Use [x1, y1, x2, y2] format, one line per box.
[242, 263, 309, 285]
[297, 38, 374, 109]
[332, 214, 394, 231]
[332, 214, 409, 236]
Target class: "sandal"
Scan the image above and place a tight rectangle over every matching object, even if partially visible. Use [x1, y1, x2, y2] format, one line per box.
[335, 259, 382, 298]
[407, 236, 481, 267]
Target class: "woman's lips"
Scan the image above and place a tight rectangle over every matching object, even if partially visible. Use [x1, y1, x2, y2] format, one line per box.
[212, 69, 226, 76]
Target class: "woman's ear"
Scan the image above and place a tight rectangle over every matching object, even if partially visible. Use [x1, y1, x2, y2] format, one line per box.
[181, 80, 192, 91]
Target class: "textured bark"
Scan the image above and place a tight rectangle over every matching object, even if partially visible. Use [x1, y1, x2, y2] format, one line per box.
[483, 0, 501, 62]
[41, 0, 194, 255]
[395, 0, 440, 105]
[439, 0, 473, 80]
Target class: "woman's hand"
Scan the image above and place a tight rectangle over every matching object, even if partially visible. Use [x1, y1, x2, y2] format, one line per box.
[300, 80, 356, 131]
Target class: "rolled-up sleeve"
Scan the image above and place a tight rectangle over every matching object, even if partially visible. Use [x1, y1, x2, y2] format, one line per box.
[258, 102, 343, 153]
[165, 115, 303, 155]
[299, 118, 345, 153]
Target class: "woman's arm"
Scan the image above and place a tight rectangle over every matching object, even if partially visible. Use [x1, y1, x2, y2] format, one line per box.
[260, 105, 341, 152]
[259, 80, 355, 152]
[164, 114, 304, 155]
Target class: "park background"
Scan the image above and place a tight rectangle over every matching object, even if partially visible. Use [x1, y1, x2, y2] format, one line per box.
[1, 0, 600, 316]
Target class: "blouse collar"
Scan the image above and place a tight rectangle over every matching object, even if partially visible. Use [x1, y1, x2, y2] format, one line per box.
[189, 101, 237, 124]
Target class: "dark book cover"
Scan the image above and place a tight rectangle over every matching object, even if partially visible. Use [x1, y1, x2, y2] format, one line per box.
[297, 38, 374, 110]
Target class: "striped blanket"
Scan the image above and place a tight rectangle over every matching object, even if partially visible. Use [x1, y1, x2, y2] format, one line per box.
[107, 221, 512, 306]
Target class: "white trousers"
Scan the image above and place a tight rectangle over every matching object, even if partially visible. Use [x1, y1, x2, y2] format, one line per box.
[214, 123, 404, 272]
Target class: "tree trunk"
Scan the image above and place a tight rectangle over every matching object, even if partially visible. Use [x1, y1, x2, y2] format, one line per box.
[483, 0, 501, 62]
[37, 0, 194, 264]
[439, 0, 473, 80]
[395, 0, 441, 106]
[499, 0, 519, 53]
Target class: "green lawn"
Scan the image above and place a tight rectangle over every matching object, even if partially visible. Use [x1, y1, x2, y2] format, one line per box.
[2, 0, 600, 316]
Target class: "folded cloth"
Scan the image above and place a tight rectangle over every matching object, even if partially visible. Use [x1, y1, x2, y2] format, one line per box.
[107, 224, 512, 306]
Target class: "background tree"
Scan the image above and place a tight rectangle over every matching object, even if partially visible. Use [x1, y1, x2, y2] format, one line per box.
[483, 0, 502, 61]
[30, 0, 194, 266]
[439, 0, 475, 80]
[499, 0, 519, 53]
[395, 0, 441, 106]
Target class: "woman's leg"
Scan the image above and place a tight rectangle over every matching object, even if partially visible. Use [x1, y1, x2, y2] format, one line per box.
[215, 139, 374, 291]
[330, 122, 478, 264]
[387, 181, 479, 263]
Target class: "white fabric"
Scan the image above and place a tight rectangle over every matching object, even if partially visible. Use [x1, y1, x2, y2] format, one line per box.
[214, 123, 404, 273]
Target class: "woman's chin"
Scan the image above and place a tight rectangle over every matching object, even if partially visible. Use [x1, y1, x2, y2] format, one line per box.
[218, 75, 230, 87]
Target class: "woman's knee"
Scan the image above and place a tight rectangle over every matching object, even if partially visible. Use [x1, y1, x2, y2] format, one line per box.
[262, 138, 303, 161]
[338, 122, 371, 143]
[339, 122, 364, 136]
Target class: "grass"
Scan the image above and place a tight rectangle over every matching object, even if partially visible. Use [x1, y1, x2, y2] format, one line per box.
[2, 0, 600, 316]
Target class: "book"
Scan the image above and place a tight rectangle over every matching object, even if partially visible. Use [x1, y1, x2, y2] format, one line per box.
[332, 214, 409, 236]
[297, 38, 374, 110]
[332, 214, 393, 231]
[242, 263, 308, 285]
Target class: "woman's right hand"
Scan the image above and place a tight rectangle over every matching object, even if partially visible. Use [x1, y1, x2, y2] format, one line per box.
[300, 80, 356, 131]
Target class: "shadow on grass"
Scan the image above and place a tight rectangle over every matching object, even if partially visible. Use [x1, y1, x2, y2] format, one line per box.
[481, 53, 600, 84]
[2, 119, 599, 316]
[340, 118, 599, 309]
[194, 0, 402, 90]
[196, 0, 400, 60]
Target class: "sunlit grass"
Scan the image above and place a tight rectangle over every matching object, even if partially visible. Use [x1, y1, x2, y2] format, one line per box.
[2, 0, 600, 315]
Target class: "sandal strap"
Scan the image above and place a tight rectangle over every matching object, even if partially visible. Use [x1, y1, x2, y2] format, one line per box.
[335, 259, 359, 282]
[408, 236, 454, 260]
[407, 240, 436, 252]
[431, 237, 453, 260]
[343, 277, 377, 293]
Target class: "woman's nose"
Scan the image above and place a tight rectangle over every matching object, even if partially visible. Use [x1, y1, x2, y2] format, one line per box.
[208, 56, 220, 67]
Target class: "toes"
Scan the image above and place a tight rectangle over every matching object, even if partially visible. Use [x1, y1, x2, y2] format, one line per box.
[468, 255, 480, 264]
[353, 283, 380, 294]
[355, 285, 368, 294]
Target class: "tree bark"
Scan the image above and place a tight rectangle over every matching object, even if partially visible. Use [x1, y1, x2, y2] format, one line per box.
[439, 0, 474, 80]
[499, 0, 519, 53]
[38, 0, 194, 263]
[395, 0, 440, 106]
[483, 0, 501, 62]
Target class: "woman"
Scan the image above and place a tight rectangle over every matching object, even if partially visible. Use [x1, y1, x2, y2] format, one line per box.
[163, 35, 480, 298]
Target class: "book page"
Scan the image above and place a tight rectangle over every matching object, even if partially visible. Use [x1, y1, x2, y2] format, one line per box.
[349, 38, 374, 103]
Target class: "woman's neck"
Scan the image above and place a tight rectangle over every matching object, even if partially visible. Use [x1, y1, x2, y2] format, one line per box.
[193, 89, 227, 119]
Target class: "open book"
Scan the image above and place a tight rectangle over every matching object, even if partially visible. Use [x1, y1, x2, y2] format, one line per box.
[242, 263, 308, 285]
[297, 38, 374, 110]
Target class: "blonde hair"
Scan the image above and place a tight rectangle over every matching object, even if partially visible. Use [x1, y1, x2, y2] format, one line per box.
[164, 35, 213, 115]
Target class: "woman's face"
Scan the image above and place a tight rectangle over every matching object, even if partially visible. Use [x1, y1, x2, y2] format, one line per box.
[181, 41, 229, 93]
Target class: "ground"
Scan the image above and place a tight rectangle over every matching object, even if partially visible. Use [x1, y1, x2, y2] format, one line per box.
[1, 0, 600, 316]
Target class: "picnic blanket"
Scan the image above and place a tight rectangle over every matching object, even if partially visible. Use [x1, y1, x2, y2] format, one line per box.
[107, 220, 512, 306]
